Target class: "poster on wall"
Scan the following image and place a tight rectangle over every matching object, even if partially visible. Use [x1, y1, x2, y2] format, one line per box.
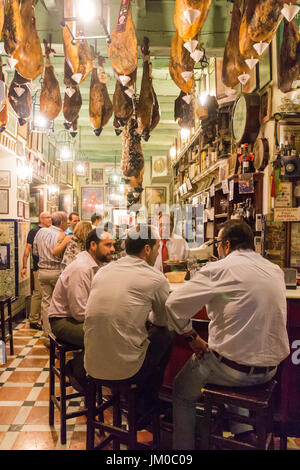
[290, 222, 300, 268]
[0, 221, 16, 297]
[81, 187, 104, 220]
[0, 244, 10, 269]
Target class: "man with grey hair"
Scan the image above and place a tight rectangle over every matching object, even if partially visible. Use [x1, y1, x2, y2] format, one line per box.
[21, 211, 52, 330]
[84, 224, 174, 425]
[33, 211, 71, 346]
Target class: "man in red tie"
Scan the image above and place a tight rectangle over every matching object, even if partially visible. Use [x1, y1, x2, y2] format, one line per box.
[154, 213, 189, 273]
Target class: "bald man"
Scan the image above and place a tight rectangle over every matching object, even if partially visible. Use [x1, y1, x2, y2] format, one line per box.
[21, 211, 52, 330]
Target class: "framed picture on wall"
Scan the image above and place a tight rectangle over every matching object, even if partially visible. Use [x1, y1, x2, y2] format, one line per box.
[60, 161, 68, 184]
[91, 168, 104, 184]
[0, 244, 10, 270]
[81, 187, 104, 220]
[145, 187, 167, 216]
[242, 64, 258, 93]
[67, 162, 73, 186]
[0, 189, 9, 214]
[59, 193, 72, 215]
[260, 87, 272, 123]
[24, 203, 30, 219]
[17, 201, 24, 218]
[0, 170, 11, 188]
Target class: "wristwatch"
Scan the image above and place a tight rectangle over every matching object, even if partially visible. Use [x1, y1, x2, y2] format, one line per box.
[184, 332, 197, 342]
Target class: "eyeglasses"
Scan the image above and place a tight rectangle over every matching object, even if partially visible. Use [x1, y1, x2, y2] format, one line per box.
[207, 239, 223, 247]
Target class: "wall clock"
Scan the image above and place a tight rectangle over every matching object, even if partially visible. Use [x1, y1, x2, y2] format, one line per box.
[232, 93, 261, 145]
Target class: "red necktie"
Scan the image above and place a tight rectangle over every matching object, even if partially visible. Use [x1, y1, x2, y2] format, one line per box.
[161, 239, 170, 273]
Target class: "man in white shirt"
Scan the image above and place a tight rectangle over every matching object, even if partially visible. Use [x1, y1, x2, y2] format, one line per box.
[84, 224, 174, 424]
[166, 220, 290, 450]
[48, 229, 115, 392]
[154, 213, 189, 273]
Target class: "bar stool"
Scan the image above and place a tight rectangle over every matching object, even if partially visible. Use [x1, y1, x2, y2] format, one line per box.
[200, 379, 277, 450]
[86, 375, 161, 450]
[0, 296, 14, 356]
[48, 332, 87, 444]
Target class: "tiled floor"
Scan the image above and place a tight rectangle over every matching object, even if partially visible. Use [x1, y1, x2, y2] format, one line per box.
[0, 319, 299, 451]
[0, 319, 153, 450]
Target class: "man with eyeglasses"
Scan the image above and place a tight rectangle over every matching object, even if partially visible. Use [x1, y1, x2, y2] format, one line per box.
[166, 219, 290, 449]
[21, 211, 52, 330]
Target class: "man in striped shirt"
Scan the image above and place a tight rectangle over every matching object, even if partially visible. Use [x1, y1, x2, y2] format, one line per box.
[33, 211, 71, 346]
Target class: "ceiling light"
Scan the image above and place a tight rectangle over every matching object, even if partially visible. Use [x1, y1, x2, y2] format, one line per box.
[75, 0, 96, 22]
[281, 3, 300, 22]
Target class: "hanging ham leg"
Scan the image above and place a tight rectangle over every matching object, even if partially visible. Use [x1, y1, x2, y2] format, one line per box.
[62, 0, 93, 84]
[169, 31, 195, 94]
[150, 87, 160, 132]
[174, 0, 212, 41]
[136, 38, 155, 142]
[40, 41, 62, 121]
[113, 78, 134, 135]
[278, 19, 300, 93]
[107, 0, 137, 76]
[3, 0, 23, 57]
[89, 55, 113, 136]
[7, 0, 44, 80]
[0, 0, 4, 40]
[174, 91, 195, 128]
[63, 60, 82, 131]
[222, 0, 247, 88]
[121, 117, 144, 207]
[8, 70, 32, 125]
[0, 57, 8, 133]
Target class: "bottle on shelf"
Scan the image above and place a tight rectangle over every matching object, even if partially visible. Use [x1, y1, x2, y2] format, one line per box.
[241, 143, 255, 174]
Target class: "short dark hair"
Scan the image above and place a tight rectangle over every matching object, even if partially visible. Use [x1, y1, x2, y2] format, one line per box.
[125, 224, 158, 255]
[219, 220, 254, 251]
[69, 212, 79, 221]
[85, 229, 101, 251]
[91, 213, 102, 224]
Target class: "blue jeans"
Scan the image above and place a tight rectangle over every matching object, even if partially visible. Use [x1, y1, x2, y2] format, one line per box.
[172, 351, 277, 450]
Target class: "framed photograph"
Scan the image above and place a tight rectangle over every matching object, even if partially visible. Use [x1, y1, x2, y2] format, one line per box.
[0, 170, 11, 188]
[242, 64, 258, 93]
[0, 189, 9, 214]
[59, 192, 72, 215]
[81, 187, 104, 220]
[0, 244, 10, 270]
[151, 156, 168, 178]
[24, 203, 30, 219]
[17, 201, 24, 218]
[258, 46, 272, 90]
[30, 190, 43, 219]
[260, 87, 272, 123]
[145, 187, 167, 216]
[91, 168, 104, 184]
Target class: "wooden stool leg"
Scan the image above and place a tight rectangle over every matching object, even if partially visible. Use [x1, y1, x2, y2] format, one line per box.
[127, 387, 138, 450]
[256, 408, 267, 450]
[86, 379, 97, 450]
[113, 390, 121, 450]
[59, 349, 67, 445]
[49, 339, 55, 426]
[201, 398, 213, 450]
